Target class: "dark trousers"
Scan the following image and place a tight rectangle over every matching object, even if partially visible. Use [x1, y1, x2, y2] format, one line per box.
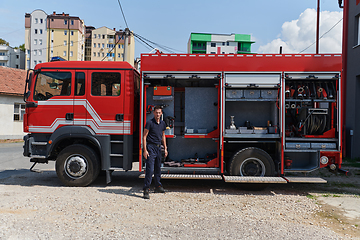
[143, 144, 162, 190]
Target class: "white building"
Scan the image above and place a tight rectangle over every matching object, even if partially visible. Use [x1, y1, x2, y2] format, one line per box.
[0, 66, 27, 139]
[0, 45, 25, 69]
[25, 9, 47, 69]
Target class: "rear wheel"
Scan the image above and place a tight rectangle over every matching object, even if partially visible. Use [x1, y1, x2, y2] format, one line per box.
[56, 144, 100, 187]
[229, 147, 275, 190]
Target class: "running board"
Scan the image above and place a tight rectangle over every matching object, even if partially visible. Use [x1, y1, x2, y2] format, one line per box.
[224, 176, 287, 183]
[139, 174, 222, 180]
[283, 176, 327, 183]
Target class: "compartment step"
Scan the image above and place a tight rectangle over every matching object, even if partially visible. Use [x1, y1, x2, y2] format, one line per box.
[111, 140, 123, 144]
[110, 154, 123, 157]
[31, 142, 47, 146]
[139, 174, 222, 180]
[224, 176, 287, 183]
[283, 176, 327, 183]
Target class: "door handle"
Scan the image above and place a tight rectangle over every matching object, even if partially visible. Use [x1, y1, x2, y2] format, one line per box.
[66, 113, 74, 120]
[116, 114, 124, 121]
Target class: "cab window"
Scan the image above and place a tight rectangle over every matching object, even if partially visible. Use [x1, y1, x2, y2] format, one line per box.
[91, 72, 121, 96]
[34, 72, 71, 100]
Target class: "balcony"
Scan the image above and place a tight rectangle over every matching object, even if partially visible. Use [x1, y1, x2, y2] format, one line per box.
[0, 55, 9, 61]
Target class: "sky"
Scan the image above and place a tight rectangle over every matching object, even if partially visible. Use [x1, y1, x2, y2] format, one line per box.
[0, 0, 343, 58]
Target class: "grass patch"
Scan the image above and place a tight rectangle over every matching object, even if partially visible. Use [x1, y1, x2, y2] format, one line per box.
[333, 194, 341, 197]
[307, 194, 316, 200]
[342, 157, 360, 168]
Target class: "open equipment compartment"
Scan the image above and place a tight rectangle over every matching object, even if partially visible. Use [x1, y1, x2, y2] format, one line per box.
[142, 72, 221, 170]
[283, 72, 341, 172]
[224, 73, 281, 138]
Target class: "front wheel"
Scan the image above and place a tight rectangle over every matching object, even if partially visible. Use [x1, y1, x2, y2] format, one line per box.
[56, 144, 100, 187]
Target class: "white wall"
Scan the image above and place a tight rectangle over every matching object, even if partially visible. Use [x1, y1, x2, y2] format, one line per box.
[0, 95, 25, 139]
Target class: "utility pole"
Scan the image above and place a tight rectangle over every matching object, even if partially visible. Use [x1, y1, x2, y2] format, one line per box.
[316, 0, 320, 54]
[123, 28, 130, 62]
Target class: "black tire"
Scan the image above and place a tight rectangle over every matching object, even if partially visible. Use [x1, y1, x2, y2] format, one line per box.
[56, 144, 100, 187]
[229, 147, 275, 191]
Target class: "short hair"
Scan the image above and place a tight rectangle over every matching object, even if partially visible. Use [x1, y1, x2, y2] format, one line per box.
[153, 105, 163, 111]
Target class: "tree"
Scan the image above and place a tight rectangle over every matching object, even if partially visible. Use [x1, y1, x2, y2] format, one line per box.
[0, 38, 9, 46]
[19, 44, 25, 52]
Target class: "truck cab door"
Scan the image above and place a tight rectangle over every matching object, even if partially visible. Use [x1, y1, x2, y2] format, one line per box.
[73, 71, 87, 125]
[27, 70, 74, 133]
[85, 70, 125, 134]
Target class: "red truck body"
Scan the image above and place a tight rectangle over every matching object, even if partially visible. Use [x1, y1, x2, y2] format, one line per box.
[23, 54, 343, 187]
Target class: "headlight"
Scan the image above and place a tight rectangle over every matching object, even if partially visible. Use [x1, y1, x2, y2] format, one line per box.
[320, 156, 329, 165]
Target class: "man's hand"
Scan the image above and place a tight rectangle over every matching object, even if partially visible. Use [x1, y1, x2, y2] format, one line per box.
[143, 149, 149, 159]
[164, 148, 168, 157]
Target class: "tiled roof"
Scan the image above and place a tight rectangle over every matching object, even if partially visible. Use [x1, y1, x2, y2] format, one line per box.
[0, 66, 27, 96]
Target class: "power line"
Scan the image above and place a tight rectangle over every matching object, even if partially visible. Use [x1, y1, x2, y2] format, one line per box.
[101, 31, 125, 61]
[133, 32, 185, 53]
[134, 37, 153, 51]
[299, 18, 343, 54]
[117, 0, 129, 29]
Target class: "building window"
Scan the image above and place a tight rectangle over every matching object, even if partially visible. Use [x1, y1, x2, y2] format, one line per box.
[34, 50, 37, 56]
[94, 34, 96, 38]
[34, 29, 38, 34]
[93, 52, 96, 57]
[98, 34, 100, 38]
[71, 31, 74, 36]
[39, 39, 42, 45]
[14, 103, 25, 121]
[16, 64, 19, 68]
[63, 51, 66, 56]
[64, 19, 67, 25]
[102, 35, 105, 39]
[102, 52, 104, 57]
[27, 50, 30, 55]
[16, 55, 19, 59]
[102, 43, 105, 48]
[70, 51, 73, 57]
[34, 60, 37, 65]
[34, 18, 38, 24]
[226, 42, 230, 46]
[70, 41, 73, 46]
[64, 30, 67, 35]
[211, 42, 216, 47]
[34, 39, 37, 45]
[40, 29, 43, 34]
[40, 18, 43, 24]
[39, 50, 42, 56]
[121, 53, 124, 58]
[98, 43, 100, 48]
[93, 43, 96, 48]
[118, 44, 120, 49]
[98, 52, 100, 57]
[122, 45, 124, 49]
[210, 52, 215, 54]
[118, 53, 120, 58]
[71, 20, 74, 25]
[39, 60, 42, 63]
[64, 40, 67, 46]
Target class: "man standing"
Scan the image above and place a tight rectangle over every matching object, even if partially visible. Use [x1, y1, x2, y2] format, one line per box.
[143, 106, 168, 199]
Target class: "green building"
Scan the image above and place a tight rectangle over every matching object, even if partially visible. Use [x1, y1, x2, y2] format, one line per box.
[188, 33, 255, 54]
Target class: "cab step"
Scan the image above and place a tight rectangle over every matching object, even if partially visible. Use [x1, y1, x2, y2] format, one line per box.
[282, 176, 327, 183]
[139, 173, 222, 180]
[223, 176, 287, 183]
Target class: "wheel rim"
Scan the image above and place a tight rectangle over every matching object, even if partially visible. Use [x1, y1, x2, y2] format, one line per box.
[239, 157, 266, 176]
[64, 154, 88, 179]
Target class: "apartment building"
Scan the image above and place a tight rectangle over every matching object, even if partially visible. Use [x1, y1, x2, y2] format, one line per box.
[25, 9, 47, 69]
[47, 11, 85, 62]
[25, 10, 85, 69]
[90, 26, 135, 65]
[188, 33, 255, 54]
[0, 45, 25, 69]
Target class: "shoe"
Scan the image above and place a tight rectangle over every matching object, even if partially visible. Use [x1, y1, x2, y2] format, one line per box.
[143, 189, 150, 199]
[154, 186, 165, 193]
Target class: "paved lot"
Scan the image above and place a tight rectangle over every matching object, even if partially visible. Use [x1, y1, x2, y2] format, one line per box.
[0, 142, 359, 239]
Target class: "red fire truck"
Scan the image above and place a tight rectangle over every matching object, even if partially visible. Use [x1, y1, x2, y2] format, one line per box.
[23, 54, 345, 187]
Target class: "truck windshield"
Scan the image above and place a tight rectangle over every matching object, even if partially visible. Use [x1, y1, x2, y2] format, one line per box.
[33, 72, 71, 101]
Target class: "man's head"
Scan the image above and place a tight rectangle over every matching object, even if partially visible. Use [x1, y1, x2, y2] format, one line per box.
[153, 106, 163, 120]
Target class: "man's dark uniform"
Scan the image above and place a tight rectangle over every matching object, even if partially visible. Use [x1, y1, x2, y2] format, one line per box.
[143, 118, 166, 190]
